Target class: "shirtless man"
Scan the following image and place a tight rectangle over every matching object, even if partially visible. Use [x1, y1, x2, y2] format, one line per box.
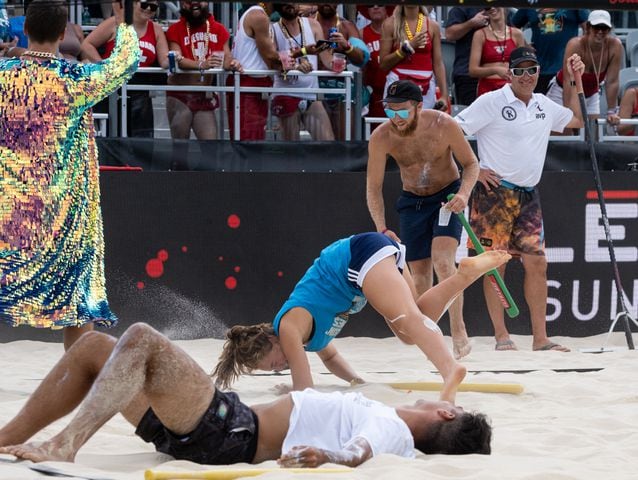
[0, 325, 491, 465]
[367, 80, 480, 360]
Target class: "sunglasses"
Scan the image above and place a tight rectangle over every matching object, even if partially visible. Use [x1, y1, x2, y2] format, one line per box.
[510, 65, 539, 77]
[385, 108, 410, 119]
[591, 24, 611, 32]
[139, 2, 159, 12]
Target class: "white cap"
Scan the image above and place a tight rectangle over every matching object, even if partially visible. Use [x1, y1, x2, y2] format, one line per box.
[588, 10, 612, 28]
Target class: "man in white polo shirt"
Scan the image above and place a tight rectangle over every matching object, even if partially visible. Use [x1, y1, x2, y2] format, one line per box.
[455, 47, 584, 353]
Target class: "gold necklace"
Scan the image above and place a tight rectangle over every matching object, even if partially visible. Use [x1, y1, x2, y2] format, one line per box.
[587, 38, 606, 94]
[404, 13, 424, 41]
[23, 50, 58, 59]
[186, 19, 210, 60]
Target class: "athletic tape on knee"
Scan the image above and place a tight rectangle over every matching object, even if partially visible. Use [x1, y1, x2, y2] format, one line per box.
[423, 315, 442, 334]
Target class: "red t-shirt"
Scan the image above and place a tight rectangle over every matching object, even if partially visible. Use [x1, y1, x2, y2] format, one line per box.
[166, 14, 229, 60]
[103, 20, 157, 67]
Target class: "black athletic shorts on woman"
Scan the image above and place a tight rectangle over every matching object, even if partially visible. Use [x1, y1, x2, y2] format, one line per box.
[135, 389, 258, 464]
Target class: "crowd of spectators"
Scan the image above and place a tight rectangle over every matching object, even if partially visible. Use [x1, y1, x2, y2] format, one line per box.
[1, 2, 637, 139]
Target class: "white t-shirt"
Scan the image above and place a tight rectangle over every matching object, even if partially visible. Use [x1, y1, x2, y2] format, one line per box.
[283, 389, 415, 458]
[455, 85, 573, 187]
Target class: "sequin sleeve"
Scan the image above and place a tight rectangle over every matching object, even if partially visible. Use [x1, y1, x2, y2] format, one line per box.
[70, 23, 140, 109]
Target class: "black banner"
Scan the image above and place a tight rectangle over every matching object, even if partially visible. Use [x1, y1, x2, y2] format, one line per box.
[2, 171, 636, 343]
[354, 0, 638, 10]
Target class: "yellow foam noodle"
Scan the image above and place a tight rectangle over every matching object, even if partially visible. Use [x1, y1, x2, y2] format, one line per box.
[388, 381, 524, 395]
[144, 467, 352, 480]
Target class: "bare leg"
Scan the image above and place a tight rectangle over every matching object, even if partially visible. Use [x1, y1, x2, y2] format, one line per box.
[304, 102, 335, 141]
[408, 258, 434, 296]
[192, 110, 218, 140]
[363, 257, 466, 403]
[0, 323, 214, 463]
[278, 111, 302, 141]
[523, 254, 569, 351]
[431, 236, 469, 359]
[0, 331, 116, 447]
[63, 322, 94, 351]
[166, 97, 194, 139]
[483, 264, 514, 349]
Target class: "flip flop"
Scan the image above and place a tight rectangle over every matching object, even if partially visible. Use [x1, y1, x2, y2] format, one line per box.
[534, 342, 570, 352]
[495, 339, 518, 351]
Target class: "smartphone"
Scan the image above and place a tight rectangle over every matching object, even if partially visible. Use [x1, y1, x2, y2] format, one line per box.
[315, 40, 333, 52]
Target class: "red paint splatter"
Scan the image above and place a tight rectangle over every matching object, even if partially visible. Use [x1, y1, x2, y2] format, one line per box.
[227, 214, 241, 229]
[157, 249, 169, 262]
[146, 258, 164, 278]
[136, 281, 145, 290]
[181, 246, 188, 253]
[277, 271, 284, 277]
[234, 266, 241, 273]
[225, 276, 238, 290]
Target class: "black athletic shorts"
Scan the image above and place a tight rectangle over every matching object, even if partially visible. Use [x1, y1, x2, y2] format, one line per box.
[135, 389, 258, 464]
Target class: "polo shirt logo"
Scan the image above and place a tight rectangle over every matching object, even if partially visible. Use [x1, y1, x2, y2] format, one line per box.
[502, 106, 517, 121]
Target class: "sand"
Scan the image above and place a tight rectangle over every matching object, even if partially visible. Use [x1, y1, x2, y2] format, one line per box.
[0, 333, 636, 480]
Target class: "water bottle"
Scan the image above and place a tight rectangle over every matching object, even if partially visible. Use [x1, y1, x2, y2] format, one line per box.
[328, 27, 338, 49]
[167, 51, 176, 75]
[0, 0, 13, 42]
[82, 6, 91, 26]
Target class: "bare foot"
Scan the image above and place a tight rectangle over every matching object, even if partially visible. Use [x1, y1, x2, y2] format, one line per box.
[0, 438, 76, 463]
[453, 338, 472, 360]
[439, 363, 467, 404]
[458, 251, 511, 282]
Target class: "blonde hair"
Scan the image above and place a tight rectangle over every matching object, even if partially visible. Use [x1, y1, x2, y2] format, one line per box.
[211, 323, 275, 389]
[392, 6, 429, 45]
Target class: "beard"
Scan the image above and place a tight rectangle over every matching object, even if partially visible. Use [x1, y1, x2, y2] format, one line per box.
[390, 109, 419, 137]
[181, 5, 209, 27]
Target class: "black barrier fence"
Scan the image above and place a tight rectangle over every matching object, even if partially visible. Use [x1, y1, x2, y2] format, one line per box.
[2, 171, 636, 343]
[96, 138, 638, 173]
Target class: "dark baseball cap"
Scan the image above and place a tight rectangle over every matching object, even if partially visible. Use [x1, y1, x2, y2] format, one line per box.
[383, 80, 423, 103]
[509, 47, 539, 68]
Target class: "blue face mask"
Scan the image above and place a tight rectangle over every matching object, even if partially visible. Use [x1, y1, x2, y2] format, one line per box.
[385, 108, 411, 119]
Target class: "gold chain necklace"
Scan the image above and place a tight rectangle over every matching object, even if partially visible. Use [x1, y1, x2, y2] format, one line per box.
[404, 13, 424, 41]
[186, 19, 210, 60]
[587, 38, 606, 94]
[488, 23, 508, 62]
[23, 50, 58, 59]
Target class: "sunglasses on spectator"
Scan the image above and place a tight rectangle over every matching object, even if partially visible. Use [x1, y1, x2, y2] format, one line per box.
[510, 66, 539, 77]
[385, 108, 411, 119]
[139, 2, 159, 12]
[591, 24, 611, 32]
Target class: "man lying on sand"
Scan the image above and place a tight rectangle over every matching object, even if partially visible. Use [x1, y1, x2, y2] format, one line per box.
[0, 324, 491, 466]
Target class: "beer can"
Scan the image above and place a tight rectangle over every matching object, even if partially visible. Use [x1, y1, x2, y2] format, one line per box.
[328, 27, 338, 49]
[168, 51, 176, 75]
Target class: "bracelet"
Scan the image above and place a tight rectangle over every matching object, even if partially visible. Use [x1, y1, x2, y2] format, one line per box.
[569, 80, 576, 86]
[344, 43, 354, 54]
[381, 228, 389, 234]
[394, 49, 405, 59]
[301, 46, 307, 56]
[607, 107, 620, 115]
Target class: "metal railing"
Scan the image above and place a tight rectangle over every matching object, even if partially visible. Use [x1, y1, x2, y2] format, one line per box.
[118, 67, 358, 140]
[596, 118, 638, 142]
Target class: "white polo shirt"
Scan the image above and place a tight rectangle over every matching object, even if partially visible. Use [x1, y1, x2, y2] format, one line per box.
[455, 85, 573, 187]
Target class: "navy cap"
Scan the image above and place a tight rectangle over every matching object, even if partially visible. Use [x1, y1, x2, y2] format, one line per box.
[509, 47, 539, 68]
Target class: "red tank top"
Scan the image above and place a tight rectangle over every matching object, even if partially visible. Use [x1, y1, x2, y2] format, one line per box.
[362, 24, 385, 91]
[103, 20, 157, 67]
[556, 69, 606, 98]
[392, 16, 433, 73]
[480, 28, 517, 64]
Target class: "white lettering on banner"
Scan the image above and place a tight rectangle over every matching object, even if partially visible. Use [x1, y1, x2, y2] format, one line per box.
[547, 279, 636, 323]
[571, 280, 600, 321]
[585, 203, 638, 262]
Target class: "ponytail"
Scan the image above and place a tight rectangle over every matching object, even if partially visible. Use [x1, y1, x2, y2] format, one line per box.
[211, 323, 275, 389]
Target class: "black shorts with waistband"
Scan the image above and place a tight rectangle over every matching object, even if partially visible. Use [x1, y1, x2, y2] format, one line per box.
[135, 389, 258, 465]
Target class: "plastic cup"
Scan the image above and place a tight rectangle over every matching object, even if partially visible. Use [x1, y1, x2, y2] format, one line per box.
[332, 53, 346, 73]
[211, 50, 225, 68]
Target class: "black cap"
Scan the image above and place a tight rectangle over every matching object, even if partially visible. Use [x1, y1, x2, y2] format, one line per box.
[383, 80, 423, 103]
[509, 47, 539, 68]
